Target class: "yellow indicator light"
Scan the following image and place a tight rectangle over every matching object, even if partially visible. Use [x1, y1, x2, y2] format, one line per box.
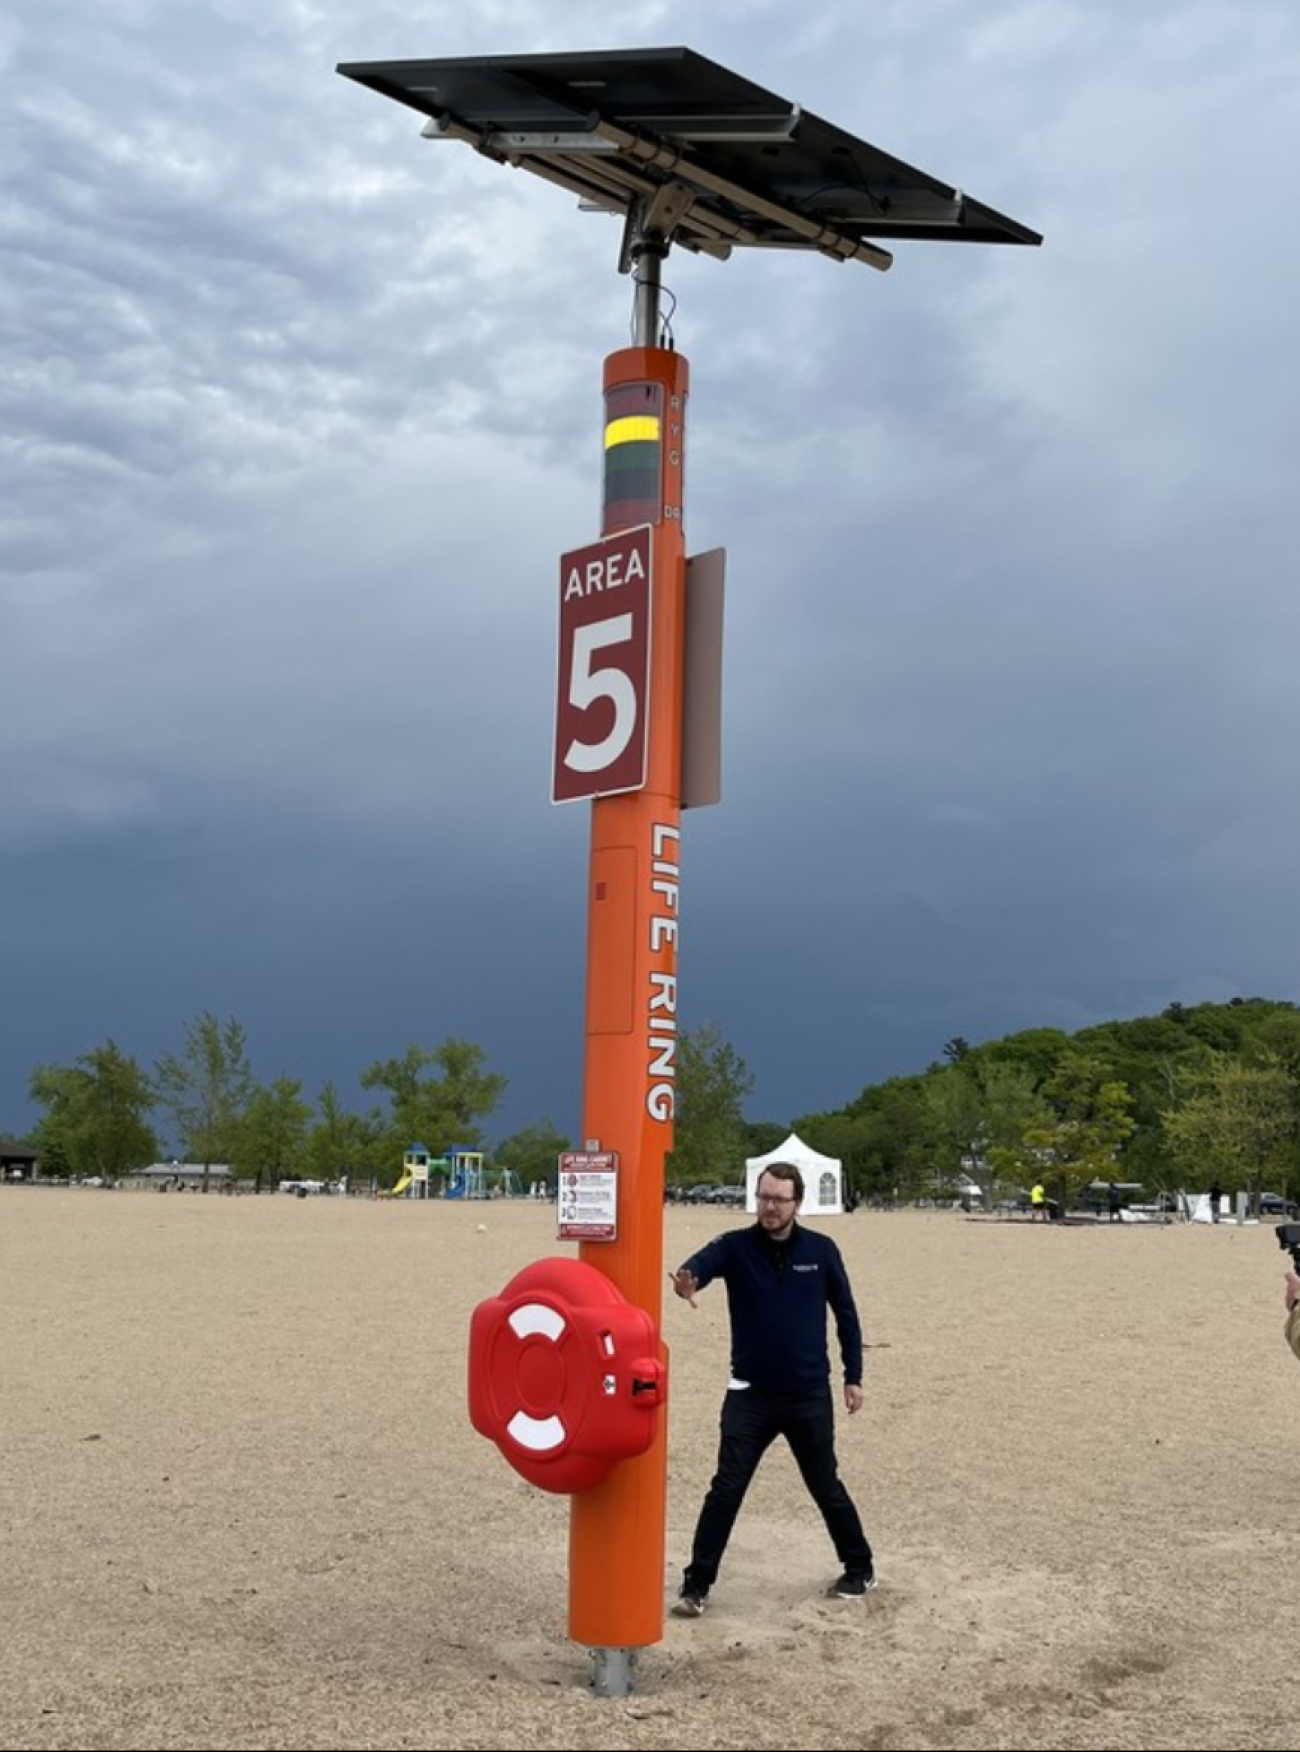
[604, 415, 662, 449]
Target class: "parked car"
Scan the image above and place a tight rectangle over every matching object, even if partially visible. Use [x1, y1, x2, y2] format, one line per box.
[1259, 1191, 1300, 1218]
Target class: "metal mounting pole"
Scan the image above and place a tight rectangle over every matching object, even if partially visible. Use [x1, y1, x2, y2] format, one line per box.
[631, 232, 666, 347]
[591, 1646, 638, 1698]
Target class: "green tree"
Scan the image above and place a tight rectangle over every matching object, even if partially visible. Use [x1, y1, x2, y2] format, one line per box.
[976, 1061, 1049, 1149]
[972, 1061, 1051, 1196]
[155, 1013, 256, 1190]
[920, 1065, 985, 1195]
[981, 1027, 1071, 1084]
[495, 1118, 573, 1189]
[1161, 1050, 1298, 1207]
[1019, 1052, 1136, 1205]
[28, 1041, 158, 1180]
[236, 1078, 314, 1189]
[27, 1064, 87, 1179]
[667, 1023, 755, 1187]
[301, 1081, 386, 1187]
[360, 1039, 506, 1183]
[1249, 1007, 1300, 1078]
[912, 1059, 1050, 1204]
[830, 1074, 931, 1202]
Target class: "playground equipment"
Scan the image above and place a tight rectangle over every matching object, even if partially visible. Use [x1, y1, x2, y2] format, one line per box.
[443, 1146, 486, 1199]
[383, 1143, 492, 1198]
[375, 1152, 420, 1197]
[447, 1159, 525, 1198]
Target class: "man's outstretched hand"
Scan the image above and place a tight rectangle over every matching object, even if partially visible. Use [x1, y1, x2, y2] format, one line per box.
[670, 1268, 699, 1308]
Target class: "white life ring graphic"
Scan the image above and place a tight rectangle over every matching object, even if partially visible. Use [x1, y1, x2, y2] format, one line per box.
[505, 1301, 570, 1452]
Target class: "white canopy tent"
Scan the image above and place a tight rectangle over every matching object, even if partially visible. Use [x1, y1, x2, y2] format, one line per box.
[745, 1132, 844, 1216]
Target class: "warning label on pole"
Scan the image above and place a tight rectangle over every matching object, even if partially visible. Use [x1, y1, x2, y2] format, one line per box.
[557, 1151, 619, 1240]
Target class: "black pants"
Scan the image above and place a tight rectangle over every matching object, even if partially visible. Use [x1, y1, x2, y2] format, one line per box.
[684, 1386, 873, 1590]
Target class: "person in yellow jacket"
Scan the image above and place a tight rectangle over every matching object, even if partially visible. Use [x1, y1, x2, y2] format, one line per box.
[1029, 1182, 1047, 1222]
[1285, 1272, 1300, 1363]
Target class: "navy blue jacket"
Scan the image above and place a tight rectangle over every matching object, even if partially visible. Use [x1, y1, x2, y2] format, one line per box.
[680, 1222, 863, 1392]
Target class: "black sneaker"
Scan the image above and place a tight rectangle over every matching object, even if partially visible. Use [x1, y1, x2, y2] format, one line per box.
[828, 1571, 877, 1598]
[672, 1584, 709, 1618]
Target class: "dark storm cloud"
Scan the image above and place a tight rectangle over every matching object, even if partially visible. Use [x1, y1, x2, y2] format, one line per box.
[4, 0, 1300, 1143]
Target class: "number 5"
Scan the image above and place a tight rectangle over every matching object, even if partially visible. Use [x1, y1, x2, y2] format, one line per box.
[564, 614, 636, 772]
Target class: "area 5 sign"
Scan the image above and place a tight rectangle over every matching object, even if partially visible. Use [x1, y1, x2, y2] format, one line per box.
[552, 526, 652, 804]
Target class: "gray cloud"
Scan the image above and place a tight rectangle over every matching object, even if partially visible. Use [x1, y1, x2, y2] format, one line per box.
[5, 0, 1300, 1145]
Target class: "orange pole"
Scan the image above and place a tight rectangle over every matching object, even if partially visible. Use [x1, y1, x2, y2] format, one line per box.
[569, 344, 689, 1649]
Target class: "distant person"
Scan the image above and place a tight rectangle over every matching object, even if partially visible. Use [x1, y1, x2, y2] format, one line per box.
[1030, 1182, 1047, 1222]
[1286, 1272, 1300, 1364]
[668, 1162, 875, 1615]
[1107, 1181, 1122, 1223]
[1209, 1180, 1223, 1224]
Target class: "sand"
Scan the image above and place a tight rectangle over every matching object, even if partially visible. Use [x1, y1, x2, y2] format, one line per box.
[2, 1189, 1298, 1751]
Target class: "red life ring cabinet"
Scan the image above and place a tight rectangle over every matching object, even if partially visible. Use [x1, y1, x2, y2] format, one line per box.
[468, 1257, 665, 1493]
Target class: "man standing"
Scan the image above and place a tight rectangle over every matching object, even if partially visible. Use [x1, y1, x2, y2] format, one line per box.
[669, 1162, 875, 1616]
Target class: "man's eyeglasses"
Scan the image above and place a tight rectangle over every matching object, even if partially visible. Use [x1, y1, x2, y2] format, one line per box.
[756, 1192, 797, 1206]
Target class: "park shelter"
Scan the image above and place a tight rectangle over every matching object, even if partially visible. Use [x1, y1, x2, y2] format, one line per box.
[137, 1162, 234, 1189]
[0, 1139, 39, 1181]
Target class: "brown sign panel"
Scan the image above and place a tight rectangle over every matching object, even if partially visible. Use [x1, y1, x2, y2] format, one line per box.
[553, 527, 652, 804]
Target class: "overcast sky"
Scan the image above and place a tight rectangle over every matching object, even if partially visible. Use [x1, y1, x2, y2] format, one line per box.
[5, 0, 1299, 1151]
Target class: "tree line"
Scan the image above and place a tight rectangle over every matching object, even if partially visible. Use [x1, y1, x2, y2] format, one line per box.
[18, 1014, 568, 1190]
[13, 998, 1300, 1204]
[626, 1000, 1300, 1209]
[785, 997, 1300, 1208]
[15, 1013, 750, 1192]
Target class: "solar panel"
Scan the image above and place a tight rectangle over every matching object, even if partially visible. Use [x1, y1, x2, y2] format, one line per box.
[337, 45, 1041, 272]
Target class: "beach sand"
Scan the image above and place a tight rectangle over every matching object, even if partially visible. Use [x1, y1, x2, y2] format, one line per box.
[2, 1189, 1298, 1751]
